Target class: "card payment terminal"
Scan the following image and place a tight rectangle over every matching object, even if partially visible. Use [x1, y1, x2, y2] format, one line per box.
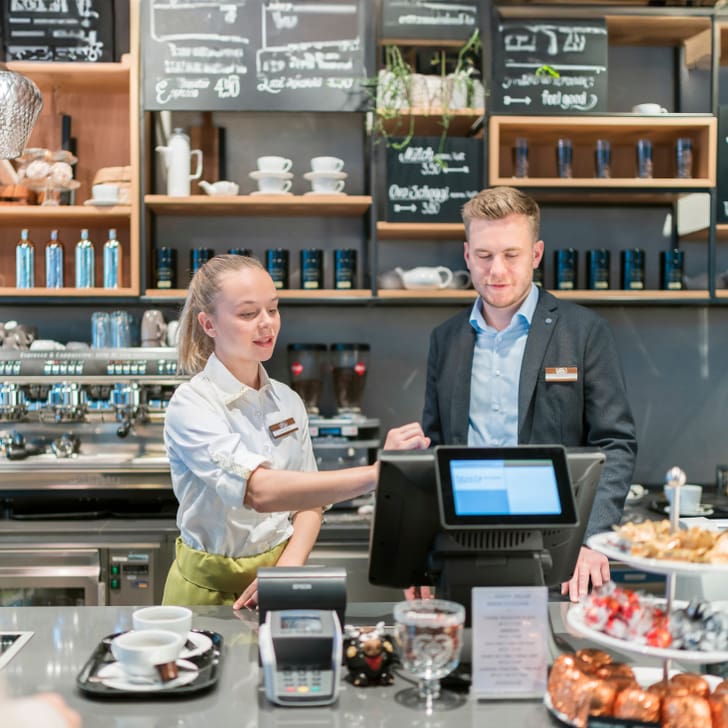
[259, 609, 343, 706]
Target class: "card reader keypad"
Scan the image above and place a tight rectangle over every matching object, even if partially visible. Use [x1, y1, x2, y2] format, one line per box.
[278, 668, 333, 698]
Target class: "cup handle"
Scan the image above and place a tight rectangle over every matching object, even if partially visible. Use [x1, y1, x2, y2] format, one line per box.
[334, 180, 345, 193]
[190, 150, 203, 180]
[437, 267, 454, 288]
[334, 160, 344, 171]
[454, 270, 471, 289]
[282, 180, 292, 193]
[660, 107, 668, 113]
[282, 159, 292, 172]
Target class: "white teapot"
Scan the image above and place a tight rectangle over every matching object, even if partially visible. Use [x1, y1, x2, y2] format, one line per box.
[199, 180, 239, 196]
[155, 128, 203, 197]
[395, 266, 453, 289]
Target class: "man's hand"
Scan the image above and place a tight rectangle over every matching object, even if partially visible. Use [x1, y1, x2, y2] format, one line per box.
[383, 423, 431, 451]
[233, 577, 258, 611]
[561, 546, 610, 602]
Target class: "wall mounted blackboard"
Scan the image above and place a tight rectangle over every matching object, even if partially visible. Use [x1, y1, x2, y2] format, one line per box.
[142, 0, 368, 112]
[385, 136, 482, 223]
[718, 106, 728, 224]
[3, 0, 114, 62]
[493, 19, 607, 114]
[381, 0, 478, 42]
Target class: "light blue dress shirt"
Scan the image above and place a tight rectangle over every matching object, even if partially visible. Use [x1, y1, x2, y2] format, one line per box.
[467, 284, 539, 447]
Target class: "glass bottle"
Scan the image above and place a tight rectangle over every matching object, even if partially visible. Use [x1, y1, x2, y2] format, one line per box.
[75, 228, 95, 288]
[15, 228, 35, 288]
[45, 229, 63, 288]
[103, 228, 121, 289]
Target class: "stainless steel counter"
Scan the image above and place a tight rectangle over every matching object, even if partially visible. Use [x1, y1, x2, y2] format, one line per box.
[0, 602, 596, 728]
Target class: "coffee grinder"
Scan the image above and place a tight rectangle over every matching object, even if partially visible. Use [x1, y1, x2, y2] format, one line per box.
[287, 344, 327, 414]
[330, 343, 369, 415]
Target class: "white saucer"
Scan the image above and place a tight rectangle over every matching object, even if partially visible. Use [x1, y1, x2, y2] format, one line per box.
[98, 659, 198, 691]
[303, 191, 347, 196]
[83, 199, 124, 207]
[250, 190, 293, 196]
[181, 631, 213, 659]
[249, 170, 293, 180]
[663, 504, 714, 517]
[303, 171, 347, 181]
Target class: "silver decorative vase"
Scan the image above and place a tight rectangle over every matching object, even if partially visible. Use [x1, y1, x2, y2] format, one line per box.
[0, 69, 43, 160]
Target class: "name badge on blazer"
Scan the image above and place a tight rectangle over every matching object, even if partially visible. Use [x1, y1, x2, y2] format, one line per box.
[268, 417, 298, 439]
[545, 366, 578, 383]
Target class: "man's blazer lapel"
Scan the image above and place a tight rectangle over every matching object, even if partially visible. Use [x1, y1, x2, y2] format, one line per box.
[450, 320, 475, 445]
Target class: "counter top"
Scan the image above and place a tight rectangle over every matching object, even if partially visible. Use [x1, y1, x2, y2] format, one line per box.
[0, 601, 617, 728]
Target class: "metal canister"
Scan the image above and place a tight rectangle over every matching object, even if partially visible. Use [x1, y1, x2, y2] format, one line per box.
[45, 229, 63, 288]
[587, 249, 610, 290]
[75, 229, 95, 288]
[155, 246, 177, 289]
[301, 248, 323, 289]
[228, 247, 254, 257]
[190, 247, 214, 275]
[621, 248, 645, 290]
[266, 248, 289, 289]
[16, 228, 35, 288]
[660, 249, 684, 290]
[554, 248, 577, 290]
[334, 248, 357, 289]
[103, 228, 121, 289]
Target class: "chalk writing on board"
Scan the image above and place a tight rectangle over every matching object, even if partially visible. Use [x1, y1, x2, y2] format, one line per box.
[256, 2, 360, 96]
[381, 0, 477, 42]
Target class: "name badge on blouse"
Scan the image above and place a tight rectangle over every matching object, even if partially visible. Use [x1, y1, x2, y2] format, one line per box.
[269, 417, 298, 439]
[545, 366, 578, 382]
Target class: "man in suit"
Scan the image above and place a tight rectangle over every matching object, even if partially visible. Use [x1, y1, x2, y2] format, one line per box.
[422, 186, 637, 601]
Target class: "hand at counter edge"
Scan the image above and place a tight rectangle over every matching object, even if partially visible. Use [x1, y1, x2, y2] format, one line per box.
[561, 545, 610, 602]
[382, 423, 431, 451]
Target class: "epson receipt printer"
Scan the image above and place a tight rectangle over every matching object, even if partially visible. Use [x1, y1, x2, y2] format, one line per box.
[259, 609, 343, 706]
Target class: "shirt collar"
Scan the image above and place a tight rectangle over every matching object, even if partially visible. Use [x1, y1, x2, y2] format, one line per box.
[469, 283, 539, 334]
[203, 352, 273, 405]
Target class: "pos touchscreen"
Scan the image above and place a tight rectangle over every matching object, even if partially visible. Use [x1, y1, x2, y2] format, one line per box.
[435, 445, 578, 529]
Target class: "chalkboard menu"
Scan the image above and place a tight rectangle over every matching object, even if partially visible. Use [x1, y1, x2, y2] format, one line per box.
[3, 0, 114, 62]
[381, 0, 478, 42]
[493, 19, 607, 114]
[142, 0, 368, 112]
[718, 106, 728, 224]
[385, 136, 482, 223]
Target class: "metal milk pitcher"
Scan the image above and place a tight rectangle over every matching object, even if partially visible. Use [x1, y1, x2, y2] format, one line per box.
[155, 128, 203, 197]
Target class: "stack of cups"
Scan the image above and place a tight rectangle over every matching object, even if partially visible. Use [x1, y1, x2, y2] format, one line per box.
[303, 157, 347, 195]
[249, 156, 293, 194]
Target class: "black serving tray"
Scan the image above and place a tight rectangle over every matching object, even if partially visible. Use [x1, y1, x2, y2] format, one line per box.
[76, 628, 223, 699]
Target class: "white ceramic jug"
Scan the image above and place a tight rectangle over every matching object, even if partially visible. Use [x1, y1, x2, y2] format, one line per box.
[395, 266, 453, 289]
[155, 128, 203, 197]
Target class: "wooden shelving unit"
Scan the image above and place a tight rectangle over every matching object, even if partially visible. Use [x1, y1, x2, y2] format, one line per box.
[5, 58, 132, 93]
[376, 222, 465, 240]
[0, 287, 137, 297]
[144, 195, 372, 217]
[378, 289, 477, 301]
[550, 290, 710, 302]
[0, 206, 131, 225]
[144, 288, 373, 302]
[377, 109, 483, 137]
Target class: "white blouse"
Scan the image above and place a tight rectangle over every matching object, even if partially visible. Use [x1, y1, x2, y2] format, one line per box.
[164, 353, 317, 558]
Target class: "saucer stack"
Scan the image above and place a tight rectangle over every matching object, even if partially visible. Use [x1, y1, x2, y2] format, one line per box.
[249, 155, 293, 195]
[304, 156, 347, 196]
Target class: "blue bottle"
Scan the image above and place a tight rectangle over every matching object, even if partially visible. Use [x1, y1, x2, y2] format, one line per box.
[45, 229, 64, 288]
[75, 228, 95, 288]
[16, 228, 35, 288]
[103, 228, 121, 289]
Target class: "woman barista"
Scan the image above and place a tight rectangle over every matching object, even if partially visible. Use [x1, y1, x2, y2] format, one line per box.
[162, 254, 428, 609]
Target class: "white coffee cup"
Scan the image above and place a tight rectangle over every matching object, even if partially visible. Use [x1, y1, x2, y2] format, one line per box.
[664, 483, 703, 515]
[311, 178, 345, 194]
[396, 266, 454, 289]
[257, 176, 292, 194]
[447, 270, 472, 289]
[133, 606, 192, 636]
[166, 320, 180, 347]
[111, 629, 184, 678]
[631, 103, 668, 115]
[257, 156, 292, 173]
[311, 156, 344, 173]
[92, 183, 120, 202]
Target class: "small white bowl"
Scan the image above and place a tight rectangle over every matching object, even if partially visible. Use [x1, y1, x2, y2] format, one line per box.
[132, 606, 192, 636]
[111, 629, 184, 678]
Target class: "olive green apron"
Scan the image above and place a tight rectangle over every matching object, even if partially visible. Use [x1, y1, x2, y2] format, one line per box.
[162, 536, 287, 606]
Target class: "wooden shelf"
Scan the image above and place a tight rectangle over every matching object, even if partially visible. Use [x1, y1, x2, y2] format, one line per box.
[144, 195, 372, 217]
[378, 290, 477, 301]
[377, 222, 465, 240]
[0, 287, 137, 297]
[490, 115, 717, 187]
[377, 108, 483, 137]
[680, 224, 728, 241]
[550, 289, 709, 302]
[0, 206, 132, 225]
[144, 289, 373, 301]
[6, 57, 131, 93]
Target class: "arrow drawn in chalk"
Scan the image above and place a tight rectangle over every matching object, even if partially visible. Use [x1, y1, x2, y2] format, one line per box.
[503, 95, 531, 105]
[394, 204, 417, 212]
[443, 166, 469, 174]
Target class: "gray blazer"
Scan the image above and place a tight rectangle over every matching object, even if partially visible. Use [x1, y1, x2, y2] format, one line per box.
[422, 288, 637, 539]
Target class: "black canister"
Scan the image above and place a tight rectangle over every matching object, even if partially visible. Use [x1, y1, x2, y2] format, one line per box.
[334, 248, 357, 290]
[554, 248, 577, 290]
[660, 249, 685, 290]
[228, 247, 254, 257]
[190, 247, 214, 275]
[155, 246, 177, 289]
[301, 249, 323, 290]
[266, 248, 289, 289]
[621, 248, 645, 290]
[587, 249, 610, 290]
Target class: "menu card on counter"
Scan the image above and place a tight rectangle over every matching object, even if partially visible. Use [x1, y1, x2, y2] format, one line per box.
[385, 136, 482, 223]
[142, 0, 368, 111]
[381, 0, 478, 42]
[3, 0, 114, 62]
[493, 18, 607, 114]
[471, 586, 548, 699]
